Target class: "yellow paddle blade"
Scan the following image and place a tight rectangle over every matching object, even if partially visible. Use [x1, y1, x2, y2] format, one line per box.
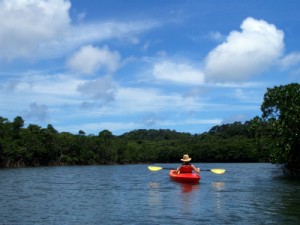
[148, 166, 163, 171]
[210, 169, 225, 174]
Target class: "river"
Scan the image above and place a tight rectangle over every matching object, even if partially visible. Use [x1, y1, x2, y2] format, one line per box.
[1, 163, 300, 225]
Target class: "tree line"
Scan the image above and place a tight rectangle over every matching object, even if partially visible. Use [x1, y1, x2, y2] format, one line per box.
[0, 83, 299, 171]
[0, 118, 264, 167]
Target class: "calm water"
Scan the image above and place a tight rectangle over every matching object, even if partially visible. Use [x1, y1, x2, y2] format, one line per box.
[1, 163, 300, 225]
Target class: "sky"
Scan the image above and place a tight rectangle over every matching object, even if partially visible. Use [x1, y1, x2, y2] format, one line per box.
[0, 0, 299, 135]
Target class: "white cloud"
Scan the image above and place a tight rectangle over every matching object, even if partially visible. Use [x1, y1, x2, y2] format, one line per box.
[65, 20, 159, 47]
[204, 17, 284, 82]
[66, 45, 121, 75]
[234, 88, 262, 103]
[0, 0, 160, 62]
[0, 69, 259, 135]
[77, 75, 118, 107]
[0, 0, 71, 61]
[0, 72, 83, 116]
[116, 87, 180, 113]
[279, 52, 300, 69]
[4, 72, 81, 97]
[153, 60, 204, 85]
[209, 31, 225, 42]
[34, 20, 160, 60]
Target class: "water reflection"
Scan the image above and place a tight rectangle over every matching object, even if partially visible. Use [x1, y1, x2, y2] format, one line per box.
[148, 181, 160, 189]
[271, 177, 300, 223]
[212, 182, 225, 213]
[176, 183, 200, 217]
[212, 181, 225, 191]
[180, 183, 200, 193]
[147, 182, 161, 206]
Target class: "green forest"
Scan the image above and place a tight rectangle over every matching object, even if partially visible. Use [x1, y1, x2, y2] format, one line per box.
[0, 118, 267, 167]
[0, 83, 299, 171]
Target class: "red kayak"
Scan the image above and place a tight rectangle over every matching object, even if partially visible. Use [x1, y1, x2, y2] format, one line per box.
[169, 170, 201, 184]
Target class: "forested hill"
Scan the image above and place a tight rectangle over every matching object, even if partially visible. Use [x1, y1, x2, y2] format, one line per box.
[121, 129, 192, 141]
[0, 116, 269, 168]
[121, 121, 252, 140]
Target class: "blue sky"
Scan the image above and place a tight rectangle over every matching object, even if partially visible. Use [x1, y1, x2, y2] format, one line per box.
[0, 0, 299, 135]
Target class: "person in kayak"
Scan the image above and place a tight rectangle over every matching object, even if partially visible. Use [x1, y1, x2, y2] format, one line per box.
[175, 154, 200, 174]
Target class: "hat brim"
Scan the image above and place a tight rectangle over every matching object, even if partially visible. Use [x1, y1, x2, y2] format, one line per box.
[181, 158, 191, 162]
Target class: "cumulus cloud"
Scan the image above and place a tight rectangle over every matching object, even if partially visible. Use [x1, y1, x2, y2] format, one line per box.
[0, 0, 71, 61]
[77, 75, 118, 107]
[0, 0, 160, 62]
[153, 60, 204, 85]
[204, 17, 284, 82]
[66, 45, 121, 75]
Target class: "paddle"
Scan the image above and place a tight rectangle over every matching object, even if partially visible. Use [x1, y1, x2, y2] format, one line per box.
[148, 166, 225, 174]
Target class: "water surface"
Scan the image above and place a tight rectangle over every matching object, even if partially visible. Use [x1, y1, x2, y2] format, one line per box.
[1, 163, 300, 224]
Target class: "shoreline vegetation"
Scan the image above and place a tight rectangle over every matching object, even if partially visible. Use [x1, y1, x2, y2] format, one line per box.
[0, 83, 299, 177]
[0, 121, 267, 168]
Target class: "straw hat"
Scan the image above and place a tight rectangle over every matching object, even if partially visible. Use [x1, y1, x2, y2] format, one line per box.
[181, 154, 191, 162]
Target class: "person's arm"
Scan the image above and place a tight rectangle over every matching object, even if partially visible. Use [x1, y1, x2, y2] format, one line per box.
[191, 165, 200, 173]
[175, 166, 181, 174]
